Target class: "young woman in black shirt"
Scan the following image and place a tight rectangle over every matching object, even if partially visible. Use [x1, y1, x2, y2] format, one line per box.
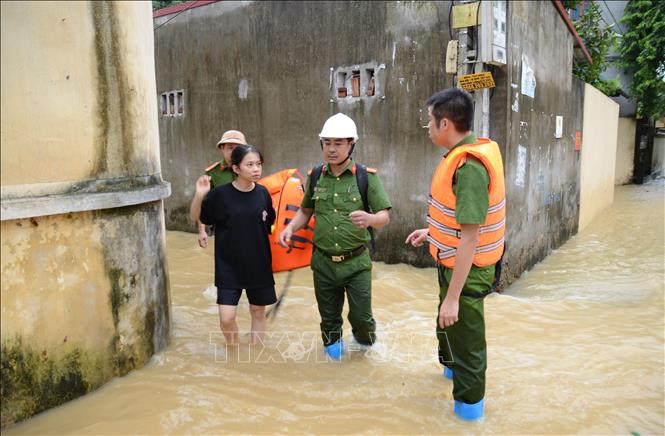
[190, 145, 276, 344]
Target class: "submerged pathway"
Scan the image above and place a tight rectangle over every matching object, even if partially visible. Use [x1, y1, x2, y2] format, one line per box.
[5, 180, 664, 434]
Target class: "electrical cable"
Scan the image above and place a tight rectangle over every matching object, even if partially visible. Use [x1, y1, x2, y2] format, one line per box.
[600, 0, 625, 36]
[475, 0, 482, 60]
[448, 1, 454, 40]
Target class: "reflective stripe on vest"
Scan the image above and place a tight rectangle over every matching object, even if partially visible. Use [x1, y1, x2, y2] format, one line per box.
[427, 138, 506, 268]
[426, 214, 506, 236]
[428, 234, 505, 260]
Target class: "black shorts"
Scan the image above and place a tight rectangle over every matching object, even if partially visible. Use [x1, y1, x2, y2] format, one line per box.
[217, 286, 277, 306]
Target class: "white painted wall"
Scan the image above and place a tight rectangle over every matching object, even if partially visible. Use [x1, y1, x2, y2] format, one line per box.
[653, 136, 665, 178]
[579, 84, 620, 231]
[614, 117, 635, 185]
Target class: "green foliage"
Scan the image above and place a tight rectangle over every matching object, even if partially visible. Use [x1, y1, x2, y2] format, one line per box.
[595, 78, 622, 97]
[562, 0, 583, 11]
[618, 0, 665, 119]
[572, 1, 619, 96]
[152, 0, 185, 11]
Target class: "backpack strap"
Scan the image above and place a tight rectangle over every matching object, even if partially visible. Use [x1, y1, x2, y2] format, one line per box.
[307, 164, 324, 201]
[354, 164, 375, 251]
[355, 164, 370, 214]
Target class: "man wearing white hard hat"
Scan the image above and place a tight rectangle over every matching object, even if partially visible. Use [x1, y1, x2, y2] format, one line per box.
[279, 113, 392, 360]
[196, 130, 247, 248]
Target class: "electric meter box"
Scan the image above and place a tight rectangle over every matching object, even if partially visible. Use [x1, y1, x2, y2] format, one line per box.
[480, 0, 507, 66]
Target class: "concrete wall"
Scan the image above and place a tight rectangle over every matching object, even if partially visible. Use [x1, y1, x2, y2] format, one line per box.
[1, 2, 162, 196]
[653, 136, 665, 178]
[499, 1, 584, 282]
[155, 1, 452, 266]
[1, 1, 171, 426]
[615, 117, 636, 185]
[579, 84, 620, 231]
[154, 1, 585, 280]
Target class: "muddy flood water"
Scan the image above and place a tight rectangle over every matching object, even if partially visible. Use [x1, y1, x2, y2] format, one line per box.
[5, 181, 664, 435]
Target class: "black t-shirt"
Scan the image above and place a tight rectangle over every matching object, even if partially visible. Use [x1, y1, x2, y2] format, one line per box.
[200, 183, 276, 289]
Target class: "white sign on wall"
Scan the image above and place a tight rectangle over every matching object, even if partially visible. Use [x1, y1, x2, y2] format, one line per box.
[521, 54, 536, 99]
[516, 145, 527, 187]
[555, 116, 563, 138]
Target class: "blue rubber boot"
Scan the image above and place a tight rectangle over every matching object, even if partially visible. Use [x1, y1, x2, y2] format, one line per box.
[324, 340, 344, 360]
[454, 399, 484, 421]
[443, 367, 453, 380]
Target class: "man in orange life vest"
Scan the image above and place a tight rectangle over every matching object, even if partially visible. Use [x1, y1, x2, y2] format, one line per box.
[406, 88, 506, 421]
[197, 130, 247, 248]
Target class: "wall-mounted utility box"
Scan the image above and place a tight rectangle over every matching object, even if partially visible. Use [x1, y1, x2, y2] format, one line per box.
[452, 2, 480, 29]
[479, 0, 507, 66]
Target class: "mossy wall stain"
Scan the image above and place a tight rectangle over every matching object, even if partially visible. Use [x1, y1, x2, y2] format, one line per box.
[0, 338, 107, 428]
[1, 204, 171, 428]
[91, 0, 111, 175]
[90, 1, 155, 181]
[108, 267, 125, 327]
[166, 206, 195, 233]
[105, 262, 153, 376]
[99, 203, 171, 378]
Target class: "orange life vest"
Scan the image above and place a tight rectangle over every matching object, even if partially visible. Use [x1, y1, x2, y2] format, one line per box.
[427, 138, 506, 268]
[258, 169, 315, 273]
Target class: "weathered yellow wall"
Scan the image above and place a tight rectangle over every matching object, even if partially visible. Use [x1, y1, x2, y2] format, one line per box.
[1, 1, 170, 427]
[579, 84, 620, 231]
[0, 0, 160, 195]
[1, 214, 116, 350]
[614, 117, 636, 185]
[653, 136, 665, 177]
[1, 203, 171, 427]
[653, 118, 665, 178]
[0, 2, 97, 186]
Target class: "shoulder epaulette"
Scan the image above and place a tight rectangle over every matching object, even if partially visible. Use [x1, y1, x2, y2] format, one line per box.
[205, 161, 222, 172]
[366, 167, 378, 174]
[307, 168, 313, 176]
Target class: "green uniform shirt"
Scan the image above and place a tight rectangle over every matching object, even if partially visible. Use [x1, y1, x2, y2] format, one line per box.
[441, 133, 496, 293]
[205, 161, 234, 189]
[302, 160, 392, 255]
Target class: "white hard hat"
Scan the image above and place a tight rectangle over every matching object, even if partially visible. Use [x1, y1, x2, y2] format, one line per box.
[318, 113, 358, 140]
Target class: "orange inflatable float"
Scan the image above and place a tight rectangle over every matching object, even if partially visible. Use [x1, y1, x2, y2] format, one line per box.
[258, 169, 315, 273]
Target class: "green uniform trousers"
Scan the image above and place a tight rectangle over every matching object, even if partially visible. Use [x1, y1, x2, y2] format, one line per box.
[311, 249, 376, 346]
[436, 265, 488, 404]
